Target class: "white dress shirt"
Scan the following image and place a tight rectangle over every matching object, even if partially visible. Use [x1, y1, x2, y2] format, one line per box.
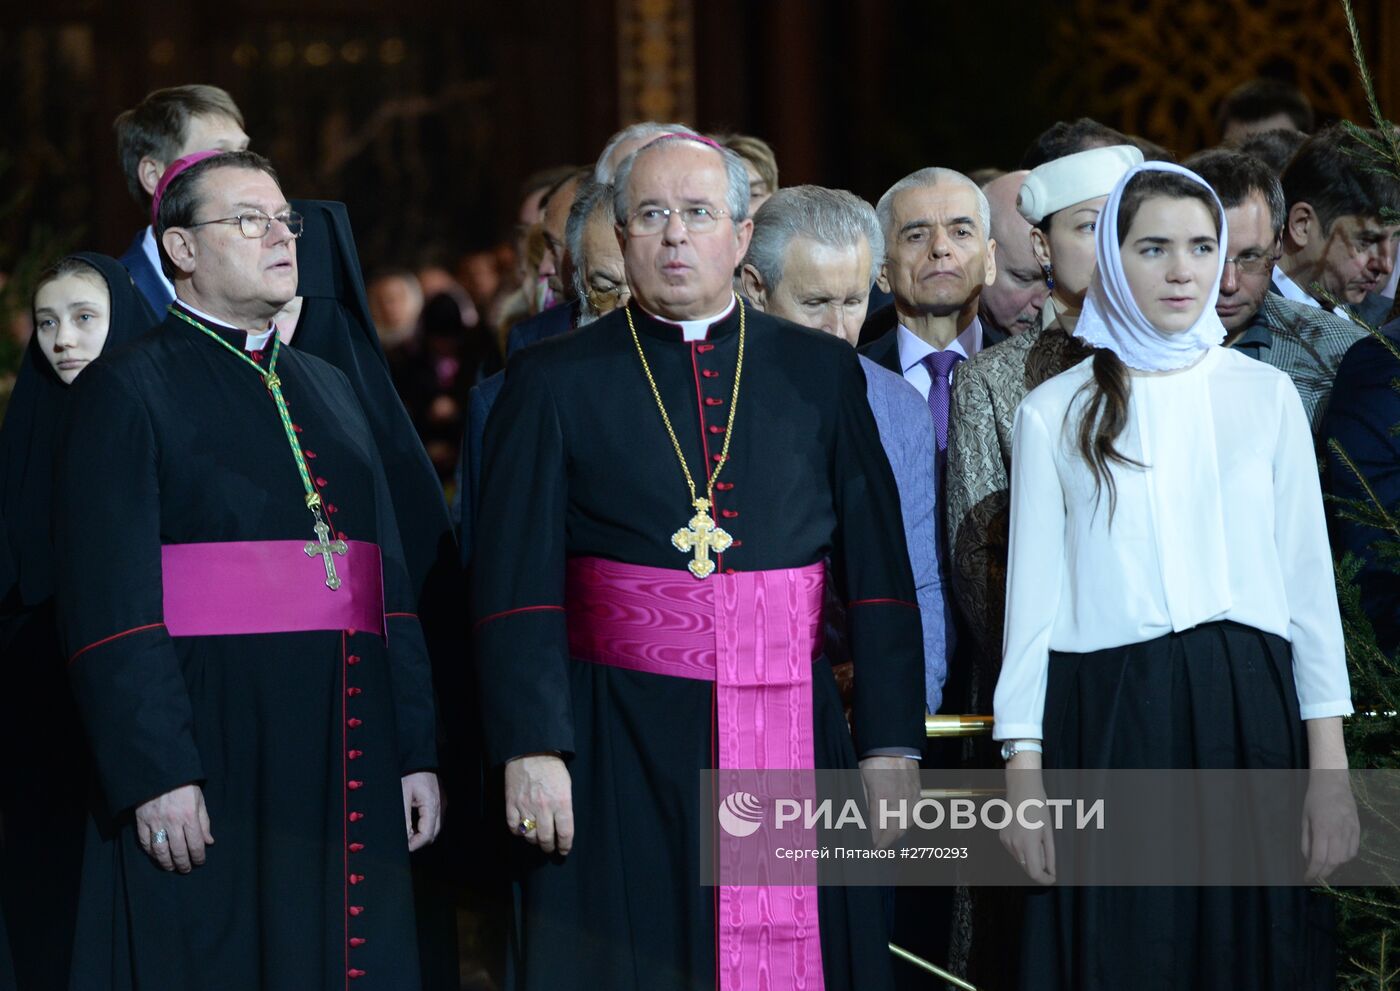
[894, 316, 984, 399]
[993, 346, 1353, 741]
[1272, 265, 1354, 322]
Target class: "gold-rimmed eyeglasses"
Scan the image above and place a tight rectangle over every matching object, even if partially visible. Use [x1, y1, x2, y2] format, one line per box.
[187, 210, 304, 240]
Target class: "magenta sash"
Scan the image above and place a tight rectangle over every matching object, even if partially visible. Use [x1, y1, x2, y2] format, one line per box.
[565, 556, 827, 991]
[161, 540, 386, 638]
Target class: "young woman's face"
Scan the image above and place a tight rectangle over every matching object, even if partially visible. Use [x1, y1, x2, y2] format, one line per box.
[1119, 196, 1220, 334]
[34, 272, 111, 384]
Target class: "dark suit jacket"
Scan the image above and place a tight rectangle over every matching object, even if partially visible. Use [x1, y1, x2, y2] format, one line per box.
[1352, 291, 1394, 328]
[860, 321, 903, 373]
[118, 228, 174, 316]
[454, 370, 506, 568]
[505, 299, 579, 357]
[858, 308, 1009, 355]
[1325, 322, 1400, 651]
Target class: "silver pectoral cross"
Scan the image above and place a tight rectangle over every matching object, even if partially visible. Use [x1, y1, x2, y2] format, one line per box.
[305, 518, 348, 590]
[671, 498, 733, 579]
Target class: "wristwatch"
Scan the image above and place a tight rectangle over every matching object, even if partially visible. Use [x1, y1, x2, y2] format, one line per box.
[1000, 740, 1044, 762]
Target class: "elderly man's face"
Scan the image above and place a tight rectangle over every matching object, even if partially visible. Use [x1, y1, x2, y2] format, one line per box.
[879, 182, 995, 316]
[580, 207, 629, 318]
[982, 172, 1048, 335]
[173, 166, 298, 316]
[620, 142, 752, 320]
[748, 237, 872, 344]
[539, 177, 581, 299]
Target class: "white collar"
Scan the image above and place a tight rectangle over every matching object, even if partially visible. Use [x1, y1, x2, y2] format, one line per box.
[1270, 264, 1353, 322]
[643, 295, 737, 341]
[176, 299, 277, 351]
[895, 315, 983, 374]
[1271, 264, 1320, 308]
[141, 226, 177, 298]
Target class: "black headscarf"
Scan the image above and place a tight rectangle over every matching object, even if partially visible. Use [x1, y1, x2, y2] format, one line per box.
[289, 199, 458, 602]
[0, 252, 158, 607]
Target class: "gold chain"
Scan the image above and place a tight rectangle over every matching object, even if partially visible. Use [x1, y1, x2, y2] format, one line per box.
[625, 297, 745, 506]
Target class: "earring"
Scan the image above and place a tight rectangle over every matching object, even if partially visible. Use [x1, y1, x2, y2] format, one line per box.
[1042, 264, 1055, 292]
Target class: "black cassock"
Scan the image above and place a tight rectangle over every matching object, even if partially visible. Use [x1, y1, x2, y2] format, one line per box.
[473, 302, 926, 991]
[55, 308, 438, 991]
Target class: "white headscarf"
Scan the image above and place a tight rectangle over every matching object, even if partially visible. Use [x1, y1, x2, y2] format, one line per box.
[1074, 161, 1228, 372]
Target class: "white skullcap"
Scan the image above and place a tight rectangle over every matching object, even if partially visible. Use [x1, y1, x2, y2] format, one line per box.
[1016, 144, 1145, 224]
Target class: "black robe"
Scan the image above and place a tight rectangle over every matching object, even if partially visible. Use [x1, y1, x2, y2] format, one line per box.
[55, 308, 438, 991]
[0, 253, 158, 990]
[291, 200, 467, 989]
[473, 301, 926, 991]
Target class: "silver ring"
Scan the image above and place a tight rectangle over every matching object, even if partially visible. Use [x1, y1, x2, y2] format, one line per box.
[153, 829, 168, 846]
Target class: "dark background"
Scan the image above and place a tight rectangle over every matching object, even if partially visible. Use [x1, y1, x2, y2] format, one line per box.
[2, 0, 1396, 279]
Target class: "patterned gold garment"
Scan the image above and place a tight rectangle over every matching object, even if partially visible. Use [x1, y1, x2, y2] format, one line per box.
[944, 319, 1091, 709]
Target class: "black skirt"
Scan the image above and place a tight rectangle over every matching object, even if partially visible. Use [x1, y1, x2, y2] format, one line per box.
[1019, 621, 1335, 991]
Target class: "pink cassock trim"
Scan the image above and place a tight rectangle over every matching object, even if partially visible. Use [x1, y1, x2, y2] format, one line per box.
[161, 540, 386, 639]
[565, 556, 828, 991]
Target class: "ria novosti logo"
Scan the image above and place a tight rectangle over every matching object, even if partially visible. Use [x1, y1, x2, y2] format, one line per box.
[717, 792, 766, 837]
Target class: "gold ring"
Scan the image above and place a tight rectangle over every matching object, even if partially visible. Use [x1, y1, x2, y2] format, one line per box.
[519, 817, 537, 834]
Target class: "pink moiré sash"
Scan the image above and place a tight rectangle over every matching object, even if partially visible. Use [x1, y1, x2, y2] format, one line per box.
[565, 556, 827, 991]
[162, 540, 386, 638]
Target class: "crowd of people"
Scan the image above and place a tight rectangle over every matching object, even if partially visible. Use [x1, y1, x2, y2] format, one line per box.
[0, 74, 1395, 991]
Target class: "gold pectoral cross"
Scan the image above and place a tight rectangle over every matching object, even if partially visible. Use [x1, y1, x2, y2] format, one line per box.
[671, 498, 733, 579]
[305, 518, 348, 590]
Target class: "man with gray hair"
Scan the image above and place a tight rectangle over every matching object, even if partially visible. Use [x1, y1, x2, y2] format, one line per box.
[860, 167, 998, 437]
[593, 120, 699, 183]
[741, 185, 945, 717]
[475, 134, 923, 991]
[567, 179, 630, 325]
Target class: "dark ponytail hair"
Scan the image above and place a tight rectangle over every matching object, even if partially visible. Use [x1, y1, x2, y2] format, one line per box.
[1075, 170, 1221, 517]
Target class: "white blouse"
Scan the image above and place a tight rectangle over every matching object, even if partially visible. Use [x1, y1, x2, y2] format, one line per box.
[993, 346, 1353, 741]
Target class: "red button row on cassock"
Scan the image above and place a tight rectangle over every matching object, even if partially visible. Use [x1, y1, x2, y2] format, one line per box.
[350, 873, 365, 885]
[695, 344, 736, 566]
[349, 811, 364, 822]
[348, 968, 366, 979]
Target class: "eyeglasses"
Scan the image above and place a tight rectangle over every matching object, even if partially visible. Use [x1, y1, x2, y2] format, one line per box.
[624, 205, 730, 237]
[187, 210, 304, 240]
[585, 282, 630, 315]
[1223, 244, 1279, 276]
